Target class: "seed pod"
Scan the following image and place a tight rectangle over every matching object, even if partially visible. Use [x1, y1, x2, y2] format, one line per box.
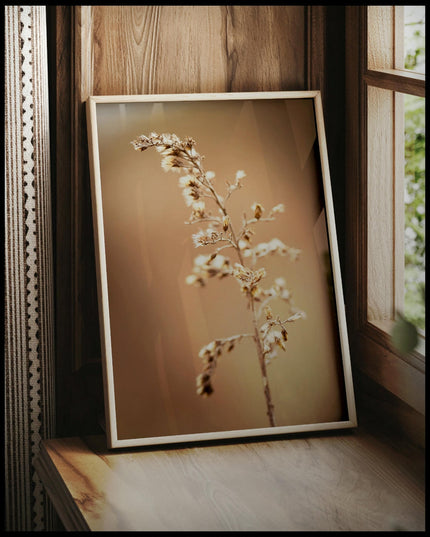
[253, 203, 263, 220]
[264, 306, 273, 320]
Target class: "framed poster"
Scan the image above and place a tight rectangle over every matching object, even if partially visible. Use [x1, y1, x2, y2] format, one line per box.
[86, 91, 357, 449]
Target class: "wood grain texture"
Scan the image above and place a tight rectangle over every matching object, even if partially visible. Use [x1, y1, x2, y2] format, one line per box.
[34, 452, 90, 531]
[353, 367, 425, 450]
[364, 69, 426, 97]
[87, 6, 306, 95]
[307, 6, 327, 98]
[72, 7, 102, 373]
[353, 326, 425, 415]
[394, 91, 405, 313]
[37, 432, 425, 532]
[367, 6, 394, 70]
[367, 85, 395, 322]
[345, 6, 367, 332]
[47, 6, 75, 436]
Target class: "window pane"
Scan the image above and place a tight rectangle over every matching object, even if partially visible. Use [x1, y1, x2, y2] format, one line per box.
[404, 93, 425, 331]
[404, 6, 425, 74]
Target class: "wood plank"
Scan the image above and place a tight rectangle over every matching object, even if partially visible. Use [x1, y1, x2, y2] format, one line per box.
[37, 433, 425, 532]
[86, 90, 320, 103]
[367, 85, 395, 322]
[46, 6, 75, 436]
[353, 369, 425, 452]
[345, 6, 367, 332]
[367, 6, 394, 71]
[352, 324, 425, 415]
[72, 6, 101, 373]
[393, 91, 405, 313]
[34, 443, 90, 531]
[364, 69, 426, 97]
[307, 6, 326, 97]
[87, 6, 306, 95]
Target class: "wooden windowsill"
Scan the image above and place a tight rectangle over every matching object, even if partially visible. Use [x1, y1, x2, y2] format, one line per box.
[353, 322, 425, 415]
[369, 318, 425, 365]
[34, 427, 425, 532]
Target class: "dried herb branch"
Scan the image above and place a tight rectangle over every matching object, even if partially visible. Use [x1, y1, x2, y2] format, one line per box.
[132, 132, 305, 426]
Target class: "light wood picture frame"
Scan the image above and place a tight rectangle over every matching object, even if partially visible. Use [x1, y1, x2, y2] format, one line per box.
[86, 91, 357, 449]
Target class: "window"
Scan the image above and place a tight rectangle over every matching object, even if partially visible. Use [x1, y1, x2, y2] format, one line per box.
[345, 6, 425, 414]
[366, 6, 425, 353]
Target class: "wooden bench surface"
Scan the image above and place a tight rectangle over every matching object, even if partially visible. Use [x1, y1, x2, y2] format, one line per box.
[35, 430, 425, 531]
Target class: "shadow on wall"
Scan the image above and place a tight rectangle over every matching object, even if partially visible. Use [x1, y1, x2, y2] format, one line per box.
[62, 361, 105, 436]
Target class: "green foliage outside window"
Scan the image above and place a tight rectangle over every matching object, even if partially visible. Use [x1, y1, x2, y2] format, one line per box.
[403, 9, 425, 332]
[404, 95, 425, 331]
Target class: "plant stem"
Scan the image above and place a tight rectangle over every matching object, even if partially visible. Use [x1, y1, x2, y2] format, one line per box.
[250, 294, 276, 427]
[219, 190, 275, 425]
[212, 181, 274, 425]
[187, 148, 275, 425]
[216, 190, 275, 425]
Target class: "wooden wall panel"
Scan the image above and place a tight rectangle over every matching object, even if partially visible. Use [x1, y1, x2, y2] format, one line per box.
[84, 6, 306, 96]
[60, 5, 309, 99]
[51, 5, 315, 436]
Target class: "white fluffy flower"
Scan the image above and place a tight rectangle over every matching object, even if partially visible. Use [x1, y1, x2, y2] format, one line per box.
[192, 228, 221, 247]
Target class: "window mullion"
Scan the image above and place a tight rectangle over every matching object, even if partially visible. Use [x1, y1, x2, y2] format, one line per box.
[394, 6, 404, 70]
[363, 69, 425, 97]
[393, 91, 405, 315]
[367, 85, 395, 324]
